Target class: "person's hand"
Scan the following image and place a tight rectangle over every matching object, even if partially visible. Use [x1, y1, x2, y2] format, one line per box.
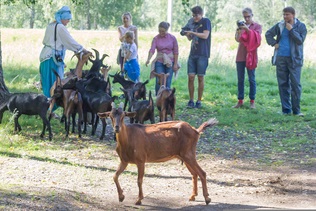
[145, 60, 150, 67]
[274, 43, 279, 49]
[239, 24, 249, 32]
[285, 22, 293, 31]
[173, 63, 179, 71]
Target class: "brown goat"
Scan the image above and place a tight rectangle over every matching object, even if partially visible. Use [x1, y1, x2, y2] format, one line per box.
[98, 102, 218, 205]
[152, 72, 176, 122]
[48, 51, 92, 116]
[65, 90, 83, 138]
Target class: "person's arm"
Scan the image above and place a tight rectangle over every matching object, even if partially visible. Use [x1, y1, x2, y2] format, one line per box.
[145, 37, 157, 66]
[124, 51, 131, 63]
[265, 23, 279, 47]
[118, 27, 125, 42]
[146, 52, 154, 66]
[134, 27, 138, 47]
[172, 37, 179, 71]
[58, 24, 83, 53]
[289, 22, 307, 45]
[185, 30, 210, 40]
[235, 29, 241, 42]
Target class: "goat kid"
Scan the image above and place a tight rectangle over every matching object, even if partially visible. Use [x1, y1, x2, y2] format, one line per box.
[98, 102, 218, 205]
[121, 87, 155, 124]
[65, 90, 83, 138]
[152, 72, 176, 122]
[0, 93, 52, 140]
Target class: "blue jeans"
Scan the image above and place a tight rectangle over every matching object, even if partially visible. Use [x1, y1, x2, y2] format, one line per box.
[236, 61, 256, 100]
[154, 61, 173, 95]
[187, 55, 208, 76]
[276, 56, 302, 114]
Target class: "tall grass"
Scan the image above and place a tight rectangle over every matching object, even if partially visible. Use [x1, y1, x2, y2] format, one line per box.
[1, 28, 315, 165]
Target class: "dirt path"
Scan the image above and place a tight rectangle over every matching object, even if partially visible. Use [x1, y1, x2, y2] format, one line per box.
[0, 145, 315, 210]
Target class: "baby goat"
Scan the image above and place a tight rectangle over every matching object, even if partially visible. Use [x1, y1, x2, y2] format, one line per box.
[98, 102, 218, 205]
[152, 72, 176, 122]
[0, 93, 52, 140]
[65, 90, 83, 138]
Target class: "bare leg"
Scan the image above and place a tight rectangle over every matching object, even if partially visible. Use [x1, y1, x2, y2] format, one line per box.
[114, 161, 128, 202]
[135, 163, 145, 205]
[188, 74, 195, 101]
[197, 75, 204, 101]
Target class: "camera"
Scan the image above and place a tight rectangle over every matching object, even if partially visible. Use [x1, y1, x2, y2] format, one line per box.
[180, 18, 199, 36]
[236, 20, 245, 27]
[55, 55, 63, 63]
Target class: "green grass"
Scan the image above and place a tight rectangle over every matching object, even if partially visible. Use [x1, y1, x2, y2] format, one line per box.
[0, 29, 315, 167]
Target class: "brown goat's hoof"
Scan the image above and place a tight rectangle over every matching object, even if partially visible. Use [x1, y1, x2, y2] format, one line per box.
[205, 197, 211, 205]
[135, 200, 142, 205]
[119, 195, 125, 202]
[189, 196, 196, 201]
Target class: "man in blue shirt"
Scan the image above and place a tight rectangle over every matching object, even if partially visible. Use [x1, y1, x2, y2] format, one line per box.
[184, 6, 211, 108]
[265, 7, 307, 116]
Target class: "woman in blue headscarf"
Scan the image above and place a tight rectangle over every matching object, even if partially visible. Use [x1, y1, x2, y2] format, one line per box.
[39, 6, 86, 112]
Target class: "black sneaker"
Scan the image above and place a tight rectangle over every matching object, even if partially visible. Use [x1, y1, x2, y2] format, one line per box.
[187, 100, 195, 108]
[195, 101, 202, 108]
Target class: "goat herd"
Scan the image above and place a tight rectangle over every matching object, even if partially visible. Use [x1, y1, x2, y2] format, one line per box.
[0, 49, 219, 206]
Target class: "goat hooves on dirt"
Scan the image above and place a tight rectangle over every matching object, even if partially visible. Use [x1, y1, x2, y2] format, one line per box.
[205, 197, 211, 205]
[119, 195, 125, 202]
[189, 196, 196, 201]
[135, 200, 142, 205]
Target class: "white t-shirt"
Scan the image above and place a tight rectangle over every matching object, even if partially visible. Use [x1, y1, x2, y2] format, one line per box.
[125, 42, 138, 61]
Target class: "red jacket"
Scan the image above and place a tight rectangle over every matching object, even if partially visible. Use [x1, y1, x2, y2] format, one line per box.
[240, 30, 261, 70]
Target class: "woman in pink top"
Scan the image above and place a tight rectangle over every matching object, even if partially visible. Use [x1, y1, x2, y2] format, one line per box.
[145, 22, 179, 95]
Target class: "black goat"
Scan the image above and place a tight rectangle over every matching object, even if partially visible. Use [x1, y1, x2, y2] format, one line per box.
[0, 93, 52, 140]
[131, 90, 155, 124]
[75, 79, 114, 140]
[110, 72, 149, 110]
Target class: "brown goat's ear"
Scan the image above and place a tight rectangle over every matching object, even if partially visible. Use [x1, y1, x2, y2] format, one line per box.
[98, 112, 111, 119]
[125, 112, 136, 118]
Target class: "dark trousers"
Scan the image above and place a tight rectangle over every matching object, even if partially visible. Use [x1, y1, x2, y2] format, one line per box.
[276, 56, 302, 114]
[236, 61, 256, 100]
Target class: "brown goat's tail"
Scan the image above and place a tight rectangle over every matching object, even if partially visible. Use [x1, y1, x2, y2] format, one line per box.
[197, 118, 219, 133]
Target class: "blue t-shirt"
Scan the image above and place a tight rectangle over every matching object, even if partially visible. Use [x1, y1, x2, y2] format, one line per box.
[190, 17, 211, 58]
[277, 28, 291, 57]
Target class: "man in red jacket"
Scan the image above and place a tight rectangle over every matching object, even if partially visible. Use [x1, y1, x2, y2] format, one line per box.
[233, 7, 262, 109]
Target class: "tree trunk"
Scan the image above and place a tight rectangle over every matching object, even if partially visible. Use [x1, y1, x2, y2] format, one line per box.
[86, 0, 91, 30]
[30, 5, 35, 29]
[0, 32, 10, 106]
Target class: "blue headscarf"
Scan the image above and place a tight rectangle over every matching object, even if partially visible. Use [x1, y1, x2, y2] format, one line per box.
[54, 6, 72, 24]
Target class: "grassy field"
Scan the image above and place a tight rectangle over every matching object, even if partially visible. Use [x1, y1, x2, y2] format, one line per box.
[0, 28, 315, 167]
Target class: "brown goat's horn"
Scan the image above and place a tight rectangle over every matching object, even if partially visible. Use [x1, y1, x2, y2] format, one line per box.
[91, 48, 99, 60]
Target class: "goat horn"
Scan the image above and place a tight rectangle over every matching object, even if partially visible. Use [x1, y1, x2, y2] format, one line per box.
[100, 53, 109, 62]
[91, 48, 99, 60]
[71, 53, 76, 60]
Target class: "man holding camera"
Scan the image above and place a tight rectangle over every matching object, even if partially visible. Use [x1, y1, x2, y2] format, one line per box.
[233, 7, 262, 109]
[183, 6, 211, 109]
